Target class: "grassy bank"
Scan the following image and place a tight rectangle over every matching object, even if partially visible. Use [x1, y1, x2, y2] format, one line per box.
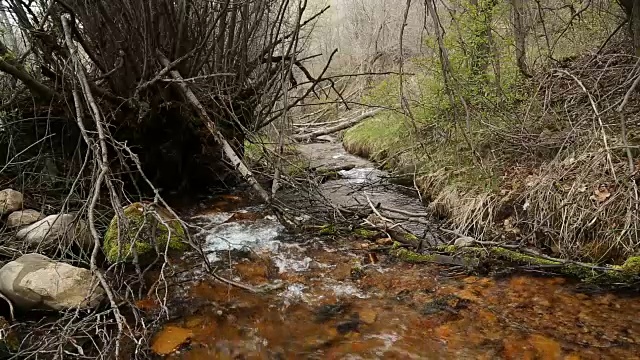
[343, 46, 640, 266]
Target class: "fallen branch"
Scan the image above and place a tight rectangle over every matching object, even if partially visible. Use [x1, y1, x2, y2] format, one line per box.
[292, 109, 383, 141]
[62, 14, 125, 357]
[158, 52, 271, 203]
[211, 271, 284, 294]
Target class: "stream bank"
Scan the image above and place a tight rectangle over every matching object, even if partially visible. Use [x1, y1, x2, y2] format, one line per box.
[147, 140, 640, 359]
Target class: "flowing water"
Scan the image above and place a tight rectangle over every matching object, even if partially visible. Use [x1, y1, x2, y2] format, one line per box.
[149, 142, 640, 359]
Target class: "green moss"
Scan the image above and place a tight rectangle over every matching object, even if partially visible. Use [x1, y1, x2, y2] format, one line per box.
[434, 245, 460, 253]
[244, 141, 265, 163]
[404, 233, 419, 242]
[103, 203, 187, 263]
[621, 256, 640, 274]
[353, 228, 379, 238]
[283, 156, 310, 177]
[392, 247, 437, 263]
[488, 247, 558, 266]
[431, 244, 640, 283]
[319, 224, 337, 235]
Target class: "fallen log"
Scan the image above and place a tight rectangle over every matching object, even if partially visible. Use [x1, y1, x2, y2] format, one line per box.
[365, 210, 640, 284]
[432, 244, 640, 284]
[158, 52, 271, 203]
[293, 108, 383, 141]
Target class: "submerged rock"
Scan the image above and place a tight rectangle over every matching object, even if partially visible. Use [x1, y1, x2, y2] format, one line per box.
[0, 253, 104, 310]
[16, 214, 92, 252]
[0, 189, 22, 216]
[6, 209, 44, 228]
[103, 202, 187, 263]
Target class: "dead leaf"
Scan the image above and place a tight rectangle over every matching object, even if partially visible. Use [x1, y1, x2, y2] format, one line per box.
[376, 237, 393, 246]
[151, 326, 193, 355]
[135, 298, 158, 311]
[590, 184, 611, 203]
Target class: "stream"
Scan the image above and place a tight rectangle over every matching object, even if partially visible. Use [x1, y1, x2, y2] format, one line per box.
[150, 141, 640, 359]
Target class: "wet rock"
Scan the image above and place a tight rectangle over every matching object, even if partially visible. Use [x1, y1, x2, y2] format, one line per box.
[0, 253, 104, 310]
[103, 202, 187, 263]
[0, 189, 22, 216]
[454, 236, 475, 248]
[331, 263, 352, 281]
[16, 214, 92, 251]
[316, 135, 336, 142]
[6, 209, 44, 228]
[314, 303, 350, 323]
[336, 317, 360, 334]
[151, 325, 193, 355]
[421, 295, 469, 316]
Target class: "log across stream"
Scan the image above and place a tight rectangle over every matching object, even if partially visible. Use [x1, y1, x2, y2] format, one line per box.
[148, 141, 640, 359]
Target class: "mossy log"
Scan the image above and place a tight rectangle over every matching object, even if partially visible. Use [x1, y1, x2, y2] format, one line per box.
[391, 245, 480, 267]
[428, 244, 640, 284]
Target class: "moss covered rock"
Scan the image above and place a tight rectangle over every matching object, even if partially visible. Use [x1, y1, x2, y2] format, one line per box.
[103, 203, 187, 263]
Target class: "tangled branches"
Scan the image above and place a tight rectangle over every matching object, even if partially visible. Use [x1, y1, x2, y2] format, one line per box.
[0, 0, 344, 358]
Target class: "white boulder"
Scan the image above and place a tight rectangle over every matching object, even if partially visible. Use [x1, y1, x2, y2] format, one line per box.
[16, 214, 93, 251]
[0, 253, 104, 310]
[0, 189, 22, 215]
[6, 210, 44, 228]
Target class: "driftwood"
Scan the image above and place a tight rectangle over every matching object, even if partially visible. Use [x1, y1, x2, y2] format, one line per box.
[293, 109, 383, 141]
[158, 53, 271, 203]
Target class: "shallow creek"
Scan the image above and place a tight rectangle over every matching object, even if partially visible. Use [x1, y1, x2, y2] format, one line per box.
[150, 142, 640, 359]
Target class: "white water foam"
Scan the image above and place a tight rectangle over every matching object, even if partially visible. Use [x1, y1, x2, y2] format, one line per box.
[203, 216, 284, 261]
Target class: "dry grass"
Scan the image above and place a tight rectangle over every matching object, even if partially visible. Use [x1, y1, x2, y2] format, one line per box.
[343, 41, 640, 265]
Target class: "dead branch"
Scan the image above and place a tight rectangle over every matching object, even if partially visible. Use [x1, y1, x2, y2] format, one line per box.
[293, 109, 383, 141]
[62, 13, 125, 357]
[158, 52, 271, 203]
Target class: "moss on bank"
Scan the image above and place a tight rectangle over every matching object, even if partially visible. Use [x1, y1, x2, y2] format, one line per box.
[419, 244, 640, 284]
[353, 228, 379, 238]
[343, 105, 640, 270]
[103, 203, 187, 263]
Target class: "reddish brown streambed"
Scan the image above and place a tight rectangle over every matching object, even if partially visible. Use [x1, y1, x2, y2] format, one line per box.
[150, 206, 640, 359]
[149, 143, 640, 359]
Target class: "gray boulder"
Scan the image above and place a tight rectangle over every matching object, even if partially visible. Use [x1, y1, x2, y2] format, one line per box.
[0, 189, 22, 216]
[0, 253, 104, 310]
[6, 210, 44, 228]
[16, 214, 93, 252]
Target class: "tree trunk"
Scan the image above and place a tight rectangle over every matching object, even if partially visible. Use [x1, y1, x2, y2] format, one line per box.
[619, 0, 640, 55]
[469, 0, 493, 78]
[510, 0, 531, 77]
